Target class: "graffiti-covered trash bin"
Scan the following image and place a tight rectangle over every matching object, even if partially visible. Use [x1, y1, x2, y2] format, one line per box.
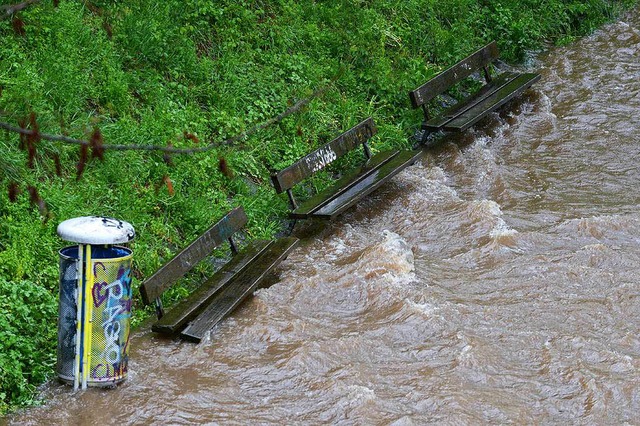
[56, 216, 135, 390]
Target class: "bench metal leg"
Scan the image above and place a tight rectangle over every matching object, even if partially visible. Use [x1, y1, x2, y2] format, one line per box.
[363, 142, 372, 160]
[154, 297, 165, 319]
[228, 237, 239, 255]
[286, 189, 298, 210]
[422, 104, 430, 121]
[483, 66, 492, 83]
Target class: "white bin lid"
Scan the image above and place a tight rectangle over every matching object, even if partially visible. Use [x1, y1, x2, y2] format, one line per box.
[57, 216, 135, 244]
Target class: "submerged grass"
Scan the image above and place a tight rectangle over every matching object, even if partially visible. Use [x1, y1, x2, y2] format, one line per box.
[0, 0, 636, 414]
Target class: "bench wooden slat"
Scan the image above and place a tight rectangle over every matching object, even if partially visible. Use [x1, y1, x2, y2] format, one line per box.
[150, 239, 273, 334]
[271, 118, 377, 193]
[140, 207, 248, 305]
[423, 71, 519, 130]
[443, 72, 541, 132]
[308, 149, 423, 219]
[409, 41, 499, 108]
[180, 236, 299, 343]
[290, 150, 399, 219]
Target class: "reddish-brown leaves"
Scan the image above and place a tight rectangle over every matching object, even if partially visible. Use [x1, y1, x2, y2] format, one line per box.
[163, 175, 175, 196]
[183, 131, 199, 144]
[53, 153, 62, 177]
[26, 112, 40, 168]
[219, 157, 233, 179]
[76, 143, 88, 180]
[85, 2, 103, 15]
[27, 185, 47, 216]
[17, 113, 41, 168]
[73, 128, 106, 179]
[8, 182, 20, 202]
[12, 16, 25, 36]
[27, 185, 39, 204]
[102, 21, 112, 39]
[17, 117, 27, 151]
[89, 127, 105, 161]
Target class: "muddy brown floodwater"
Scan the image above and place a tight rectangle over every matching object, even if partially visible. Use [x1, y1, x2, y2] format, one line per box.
[9, 7, 640, 425]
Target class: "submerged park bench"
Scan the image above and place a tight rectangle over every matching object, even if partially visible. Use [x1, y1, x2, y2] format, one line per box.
[409, 41, 540, 142]
[271, 117, 423, 220]
[139, 207, 298, 343]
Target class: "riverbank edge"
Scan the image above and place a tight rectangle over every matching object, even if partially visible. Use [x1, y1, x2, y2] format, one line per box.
[1, 0, 638, 415]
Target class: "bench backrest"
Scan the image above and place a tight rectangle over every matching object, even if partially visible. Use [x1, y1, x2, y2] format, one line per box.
[139, 207, 247, 306]
[271, 117, 378, 194]
[409, 41, 499, 109]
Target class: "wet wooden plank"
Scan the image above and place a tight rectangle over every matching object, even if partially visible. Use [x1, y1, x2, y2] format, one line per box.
[290, 150, 399, 219]
[140, 207, 247, 305]
[423, 72, 519, 131]
[307, 149, 423, 219]
[150, 239, 272, 335]
[271, 117, 377, 193]
[409, 41, 499, 108]
[443, 72, 541, 132]
[180, 237, 299, 343]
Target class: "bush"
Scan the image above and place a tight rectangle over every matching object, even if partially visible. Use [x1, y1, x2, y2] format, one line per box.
[0, 278, 57, 413]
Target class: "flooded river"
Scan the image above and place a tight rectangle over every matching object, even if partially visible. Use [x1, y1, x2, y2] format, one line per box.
[9, 7, 640, 425]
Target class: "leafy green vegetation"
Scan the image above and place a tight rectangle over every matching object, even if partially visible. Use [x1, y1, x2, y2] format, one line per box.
[0, 277, 57, 413]
[0, 0, 636, 415]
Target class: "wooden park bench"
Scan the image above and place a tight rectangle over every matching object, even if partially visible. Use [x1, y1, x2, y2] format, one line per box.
[409, 41, 540, 142]
[139, 207, 298, 343]
[271, 117, 422, 220]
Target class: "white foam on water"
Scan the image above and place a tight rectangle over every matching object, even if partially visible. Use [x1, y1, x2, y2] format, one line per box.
[404, 300, 440, 317]
[489, 220, 518, 239]
[352, 230, 416, 285]
[557, 214, 640, 248]
[468, 198, 503, 219]
[468, 199, 519, 244]
[457, 344, 474, 366]
[389, 416, 417, 426]
[344, 384, 376, 403]
[401, 164, 460, 203]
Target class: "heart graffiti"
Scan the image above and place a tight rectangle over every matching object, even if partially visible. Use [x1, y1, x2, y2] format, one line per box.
[92, 280, 109, 307]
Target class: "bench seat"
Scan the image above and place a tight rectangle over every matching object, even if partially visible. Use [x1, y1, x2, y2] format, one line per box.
[291, 149, 422, 220]
[272, 117, 422, 221]
[139, 207, 299, 343]
[181, 236, 298, 343]
[409, 41, 541, 141]
[425, 72, 540, 132]
[150, 239, 272, 335]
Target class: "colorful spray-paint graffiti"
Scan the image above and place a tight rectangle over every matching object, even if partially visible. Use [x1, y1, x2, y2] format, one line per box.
[90, 257, 132, 383]
[56, 246, 132, 387]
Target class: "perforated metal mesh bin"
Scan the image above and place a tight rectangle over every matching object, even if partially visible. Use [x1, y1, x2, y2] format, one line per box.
[56, 217, 135, 390]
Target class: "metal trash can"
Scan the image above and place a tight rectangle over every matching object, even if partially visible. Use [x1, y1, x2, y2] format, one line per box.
[56, 216, 135, 390]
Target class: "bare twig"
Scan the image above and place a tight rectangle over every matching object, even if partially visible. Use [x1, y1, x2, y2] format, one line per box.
[1, 0, 41, 19]
[0, 81, 334, 155]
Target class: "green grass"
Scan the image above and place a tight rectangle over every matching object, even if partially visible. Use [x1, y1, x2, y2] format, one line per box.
[0, 0, 637, 414]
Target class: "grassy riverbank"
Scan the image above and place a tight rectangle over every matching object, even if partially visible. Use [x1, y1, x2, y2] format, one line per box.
[0, 0, 636, 414]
